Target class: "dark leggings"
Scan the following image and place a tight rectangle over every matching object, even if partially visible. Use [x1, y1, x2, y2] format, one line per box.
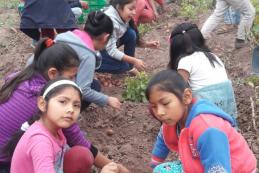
[20, 28, 74, 41]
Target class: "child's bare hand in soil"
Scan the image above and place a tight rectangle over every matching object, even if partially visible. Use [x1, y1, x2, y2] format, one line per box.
[133, 59, 145, 71]
[108, 97, 121, 110]
[145, 41, 160, 49]
[101, 162, 119, 173]
[117, 163, 131, 173]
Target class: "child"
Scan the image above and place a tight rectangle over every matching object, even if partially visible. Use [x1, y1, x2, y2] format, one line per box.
[201, 0, 255, 49]
[55, 11, 122, 110]
[10, 79, 91, 173]
[9, 79, 130, 173]
[96, 0, 160, 74]
[134, 0, 158, 25]
[146, 69, 257, 172]
[0, 39, 80, 172]
[20, 0, 88, 41]
[169, 22, 237, 119]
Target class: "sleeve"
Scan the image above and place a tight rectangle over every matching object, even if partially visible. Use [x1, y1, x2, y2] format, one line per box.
[177, 56, 193, 73]
[62, 123, 91, 149]
[105, 29, 125, 61]
[150, 128, 170, 168]
[76, 55, 108, 106]
[27, 135, 56, 173]
[197, 128, 231, 173]
[67, 0, 82, 8]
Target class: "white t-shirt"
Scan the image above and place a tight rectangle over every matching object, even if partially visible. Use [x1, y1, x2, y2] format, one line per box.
[178, 51, 228, 91]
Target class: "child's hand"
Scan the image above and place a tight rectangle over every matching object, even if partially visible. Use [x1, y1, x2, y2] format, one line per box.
[80, 1, 88, 9]
[117, 164, 131, 173]
[108, 97, 121, 110]
[145, 41, 160, 49]
[133, 59, 145, 71]
[101, 162, 119, 173]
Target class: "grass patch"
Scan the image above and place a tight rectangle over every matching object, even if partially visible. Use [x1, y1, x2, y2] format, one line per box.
[180, 0, 214, 18]
[246, 75, 259, 87]
[138, 24, 153, 37]
[0, 0, 19, 9]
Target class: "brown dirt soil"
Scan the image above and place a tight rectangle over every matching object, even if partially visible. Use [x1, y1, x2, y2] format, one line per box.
[0, 3, 258, 172]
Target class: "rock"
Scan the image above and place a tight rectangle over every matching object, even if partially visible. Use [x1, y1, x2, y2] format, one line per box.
[106, 129, 114, 136]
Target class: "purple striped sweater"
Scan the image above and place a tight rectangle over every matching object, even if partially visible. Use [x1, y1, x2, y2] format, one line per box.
[0, 74, 91, 164]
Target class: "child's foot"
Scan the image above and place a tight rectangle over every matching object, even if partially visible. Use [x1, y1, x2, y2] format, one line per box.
[235, 39, 247, 49]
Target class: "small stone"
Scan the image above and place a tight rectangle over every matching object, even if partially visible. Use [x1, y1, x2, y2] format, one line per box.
[106, 129, 114, 136]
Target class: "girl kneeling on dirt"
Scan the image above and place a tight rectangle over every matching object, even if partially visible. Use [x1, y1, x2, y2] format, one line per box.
[0, 40, 129, 173]
[146, 69, 257, 173]
[9, 79, 123, 173]
[96, 0, 160, 75]
[0, 39, 80, 173]
[168, 22, 238, 119]
[55, 11, 122, 111]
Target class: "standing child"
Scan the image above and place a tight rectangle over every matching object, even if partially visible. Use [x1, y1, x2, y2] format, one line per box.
[96, 0, 159, 74]
[169, 22, 237, 119]
[146, 69, 257, 172]
[201, 0, 255, 49]
[20, 0, 88, 41]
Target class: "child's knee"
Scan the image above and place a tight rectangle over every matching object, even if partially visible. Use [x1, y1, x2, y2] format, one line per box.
[64, 146, 94, 173]
[126, 28, 137, 42]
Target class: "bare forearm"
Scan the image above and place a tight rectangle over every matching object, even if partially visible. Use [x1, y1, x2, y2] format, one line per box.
[122, 54, 136, 64]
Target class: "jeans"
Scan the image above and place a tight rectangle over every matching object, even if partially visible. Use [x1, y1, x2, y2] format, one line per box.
[96, 28, 137, 74]
[80, 79, 101, 111]
[224, 7, 241, 25]
[201, 0, 255, 40]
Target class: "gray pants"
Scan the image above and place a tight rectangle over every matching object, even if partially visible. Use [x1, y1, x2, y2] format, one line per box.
[201, 0, 255, 40]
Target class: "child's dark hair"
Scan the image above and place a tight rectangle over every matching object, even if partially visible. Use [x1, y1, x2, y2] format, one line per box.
[109, 0, 140, 43]
[145, 69, 189, 101]
[2, 77, 82, 160]
[169, 22, 221, 70]
[84, 11, 114, 37]
[0, 38, 80, 103]
[110, 0, 135, 9]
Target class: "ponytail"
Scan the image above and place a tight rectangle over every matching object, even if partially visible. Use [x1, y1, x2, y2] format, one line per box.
[0, 38, 80, 103]
[169, 22, 221, 70]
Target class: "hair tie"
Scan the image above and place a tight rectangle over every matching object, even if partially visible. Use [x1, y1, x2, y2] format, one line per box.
[21, 121, 30, 131]
[182, 30, 186, 34]
[45, 38, 54, 48]
[43, 80, 82, 99]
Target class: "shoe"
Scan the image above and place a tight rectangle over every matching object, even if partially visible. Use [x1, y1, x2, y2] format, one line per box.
[235, 39, 246, 49]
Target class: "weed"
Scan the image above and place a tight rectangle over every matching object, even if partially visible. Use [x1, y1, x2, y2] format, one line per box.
[0, 0, 19, 9]
[251, 0, 259, 43]
[122, 72, 150, 102]
[138, 24, 152, 37]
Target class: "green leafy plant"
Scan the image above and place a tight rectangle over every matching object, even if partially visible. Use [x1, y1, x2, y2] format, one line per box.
[122, 72, 150, 102]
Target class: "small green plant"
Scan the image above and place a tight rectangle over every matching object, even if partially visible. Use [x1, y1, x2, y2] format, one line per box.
[180, 0, 213, 18]
[246, 76, 259, 87]
[122, 72, 150, 102]
[138, 24, 152, 37]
